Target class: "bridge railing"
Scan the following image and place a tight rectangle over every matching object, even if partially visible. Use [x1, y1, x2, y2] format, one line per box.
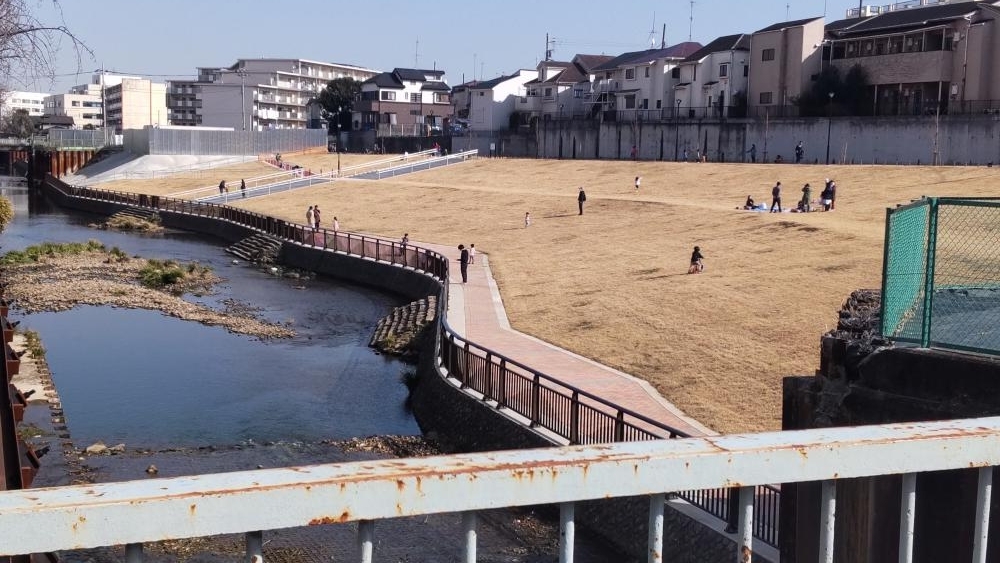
[43, 175, 776, 546]
[1, 418, 999, 562]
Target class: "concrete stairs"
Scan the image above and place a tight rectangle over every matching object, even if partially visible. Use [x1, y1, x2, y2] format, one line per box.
[225, 234, 283, 265]
[369, 295, 438, 361]
[108, 208, 160, 223]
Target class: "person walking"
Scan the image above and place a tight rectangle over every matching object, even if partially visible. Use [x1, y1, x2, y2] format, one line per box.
[770, 182, 782, 213]
[306, 206, 314, 229]
[795, 141, 804, 164]
[634, 176, 641, 191]
[688, 246, 705, 274]
[577, 187, 587, 215]
[829, 179, 837, 210]
[524, 212, 531, 228]
[313, 205, 321, 229]
[333, 216, 340, 232]
[218, 180, 226, 195]
[399, 233, 409, 256]
[458, 244, 470, 283]
[240, 179, 246, 198]
[747, 143, 757, 163]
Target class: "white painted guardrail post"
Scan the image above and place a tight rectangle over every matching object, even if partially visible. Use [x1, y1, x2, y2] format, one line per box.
[125, 542, 143, 562]
[648, 493, 665, 563]
[358, 520, 374, 563]
[819, 480, 837, 563]
[973, 467, 993, 563]
[738, 486, 754, 563]
[462, 511, 477, 563]
[245, 530, 263, 562]
[560, 502, 575, 563]
[898, 473, 916, 563]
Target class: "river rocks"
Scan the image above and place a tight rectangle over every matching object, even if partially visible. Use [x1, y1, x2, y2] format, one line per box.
[85, 442, 107, 455]
[2, 249, 294, 339]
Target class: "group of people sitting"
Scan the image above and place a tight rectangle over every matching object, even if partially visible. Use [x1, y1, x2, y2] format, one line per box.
[795, 178, 837, 212]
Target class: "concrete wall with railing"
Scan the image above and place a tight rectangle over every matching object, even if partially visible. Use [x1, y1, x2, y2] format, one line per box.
[532, 114, 1000, 164]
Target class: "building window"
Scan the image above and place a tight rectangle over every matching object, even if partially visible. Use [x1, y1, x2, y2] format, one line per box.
[624, 94, 636, 109]
[410, 93, 420, 103]
[574, 88, 585, 98]
[759, 91, 773, 104]
[744, 65, 749, 77]
[380, 91, 396, 101]
[642, 98, 648, 109]
[625, 68, 636, 80]
[544, 87, 553, 99]
[719, 64, 728, 78]
[644, 67, 650, 78]
[478, 91, 485, 96]
[762, 48, 776, 61]
[656, 100, 662, 109]
[671, 67, 680, 78]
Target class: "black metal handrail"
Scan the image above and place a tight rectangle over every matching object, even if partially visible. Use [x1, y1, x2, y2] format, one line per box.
[44, 176, 780, 548]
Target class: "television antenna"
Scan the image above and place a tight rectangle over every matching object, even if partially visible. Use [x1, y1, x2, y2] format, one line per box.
[689, 1, 695, 41]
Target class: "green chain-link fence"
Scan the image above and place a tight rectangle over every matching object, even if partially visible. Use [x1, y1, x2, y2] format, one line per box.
[882, 197, 1000, 352]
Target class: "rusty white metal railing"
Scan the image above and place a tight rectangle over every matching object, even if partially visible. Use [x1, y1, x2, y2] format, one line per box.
[0, 418, 999, 562]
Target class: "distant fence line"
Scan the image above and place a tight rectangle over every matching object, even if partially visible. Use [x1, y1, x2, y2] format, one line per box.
[882, 196, 1000, 353]
[123, 128, 327, 156]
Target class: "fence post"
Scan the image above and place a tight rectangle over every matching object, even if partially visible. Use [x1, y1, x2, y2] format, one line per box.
[614, 411, 625, 442]
[461, 342, 470, 388]
[484, 352, 493, 400]
[570, 391, 580, 444]
[497, 358, 507, 408]
[921, 198, 939, 347]
[530, 374, 541, 427]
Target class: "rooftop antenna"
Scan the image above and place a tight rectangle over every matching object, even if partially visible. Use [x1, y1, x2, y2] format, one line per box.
[689, 1, 695, 41]
[647, 12, 657, 48]
[661, 23, 667, 48]
[786, 3, 790, 20]
[472, 53, 477, 82]
[414, 37, 420, 67]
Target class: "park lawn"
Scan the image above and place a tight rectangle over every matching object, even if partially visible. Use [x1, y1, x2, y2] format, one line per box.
[226, 159, 998, 433]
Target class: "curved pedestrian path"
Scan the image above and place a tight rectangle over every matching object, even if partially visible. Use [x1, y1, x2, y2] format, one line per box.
[418, 241, 714, 438]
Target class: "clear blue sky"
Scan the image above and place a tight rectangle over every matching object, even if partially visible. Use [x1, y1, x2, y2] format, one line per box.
[26, 0, 869, 93]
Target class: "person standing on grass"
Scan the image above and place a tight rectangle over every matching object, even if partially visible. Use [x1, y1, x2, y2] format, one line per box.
[578, 186, 587, 215]
[770, 182, 782, 213]
[240, 179, 246, 198]
[458, 244, 470, 283]
[524, 212, 531, 228]
[306, 206, 314, 229]
[795, 141, 804, 164]
[313, 205, 321, 230]
[829, 180, 837, 210]
[634, 176, 641, 191]
[747, 143, 757, 163]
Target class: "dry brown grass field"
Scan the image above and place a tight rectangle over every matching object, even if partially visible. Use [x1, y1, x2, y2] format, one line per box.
[115, 157, 1000, 433]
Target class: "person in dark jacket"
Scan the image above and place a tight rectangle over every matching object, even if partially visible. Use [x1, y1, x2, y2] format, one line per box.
[458, 244, 469, 283]
[577, 187, 587, 215]
[770, 182, 782, 213]
[688, 246, 705, 274]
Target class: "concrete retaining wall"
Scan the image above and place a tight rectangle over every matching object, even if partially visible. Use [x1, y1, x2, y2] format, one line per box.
[123, 128, 327, 156]
[533, 114, 1000, 165]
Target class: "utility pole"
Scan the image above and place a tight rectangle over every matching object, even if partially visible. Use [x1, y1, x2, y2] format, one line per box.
[415, 37, 420, 68]
[689, 1, 695, 41]
[661, 23, 666, 49]
[236, 68, 247, 131]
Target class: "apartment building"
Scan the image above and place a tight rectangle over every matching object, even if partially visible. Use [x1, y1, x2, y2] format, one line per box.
[593, 44, 702, 114]
[514, 55, 613, 123]
[43, 93, 103, 129]
[355, 68, 453, 134]
[675, 34, 751, 118]
[466, 70, 539, 131]
[823, 0, 1000, 115]
[168, 58, 379, 130]
[1, 91, 47, 119]
[104, 78, 168, 132]
[748, 17, 826, 114]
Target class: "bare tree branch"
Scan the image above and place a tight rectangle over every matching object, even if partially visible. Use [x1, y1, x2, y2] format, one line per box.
[0, 0, 93, 89]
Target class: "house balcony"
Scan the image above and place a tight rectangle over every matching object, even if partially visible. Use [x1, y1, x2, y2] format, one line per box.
[831, 50, 953, 85]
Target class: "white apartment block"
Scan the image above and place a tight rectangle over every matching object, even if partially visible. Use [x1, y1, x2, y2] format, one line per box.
[675, 34, 751, 118]
[43, 93, 103, 129]
[467, 70, 539, 131]
[168, 58, 379, 130]
[2, 91, 47, 119]
[104, 78, 169, 132]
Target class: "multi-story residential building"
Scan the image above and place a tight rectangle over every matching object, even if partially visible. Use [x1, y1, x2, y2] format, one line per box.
[167, 58, 379, 130]
[589, 44, 702, 119]
[823, 0, 1000, 115]
[1, 91, 47, 120]
[515, 55, 613, 124]
[104, 78, 169, 132]
[450, 80, 477, 121]
[355, 68, 453, 135]
[675, 34, 751, 118]
[748, 17, 826, 115]
[466, 70, 539, 131]
[43, 93, 103, 129]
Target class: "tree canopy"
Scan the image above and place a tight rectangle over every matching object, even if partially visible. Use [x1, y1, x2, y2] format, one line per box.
[314, 77, 361, 133]
[795, 64, 872, 117]
[2, 108, 33, 138]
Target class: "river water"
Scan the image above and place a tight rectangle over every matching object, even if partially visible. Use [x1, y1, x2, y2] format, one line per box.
[0, 182, 420, 449]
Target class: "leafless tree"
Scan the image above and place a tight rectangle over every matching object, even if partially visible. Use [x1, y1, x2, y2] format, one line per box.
[0, 0, 92, 89]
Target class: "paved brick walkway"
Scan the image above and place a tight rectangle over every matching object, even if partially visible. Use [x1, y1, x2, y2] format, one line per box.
[421, 242, 714, 438]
